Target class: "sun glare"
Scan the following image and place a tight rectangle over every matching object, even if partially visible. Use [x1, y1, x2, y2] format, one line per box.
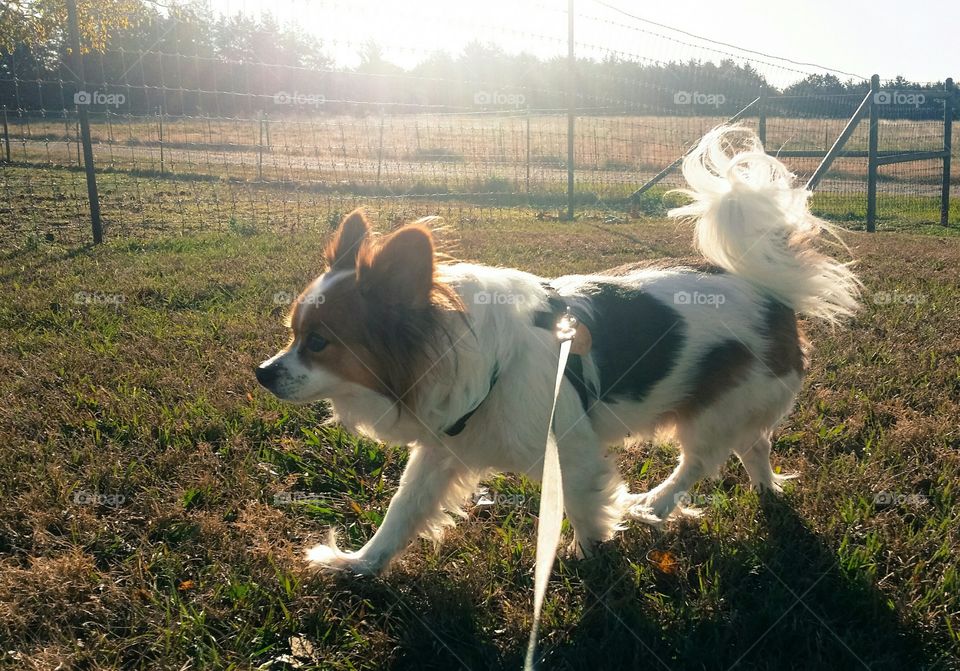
[209, 0, 571, 68]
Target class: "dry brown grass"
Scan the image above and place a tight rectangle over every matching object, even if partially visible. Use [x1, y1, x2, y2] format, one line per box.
[0, 212, 957, 669]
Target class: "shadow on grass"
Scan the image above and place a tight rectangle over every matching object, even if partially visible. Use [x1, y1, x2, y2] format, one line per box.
[0, 240, 100, 282]
[545, 495, 939, 671]
[292, 494, 942, 670]
[306, 570, 502, 670]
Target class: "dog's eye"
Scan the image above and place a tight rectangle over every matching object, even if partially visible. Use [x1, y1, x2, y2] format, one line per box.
[305, 333, 328, 353]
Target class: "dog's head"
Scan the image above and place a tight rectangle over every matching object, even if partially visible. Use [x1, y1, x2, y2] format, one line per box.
[256, 209, 461, 406]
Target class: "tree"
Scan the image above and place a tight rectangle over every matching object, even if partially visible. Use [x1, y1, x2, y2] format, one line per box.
[0, 0, 148, 54]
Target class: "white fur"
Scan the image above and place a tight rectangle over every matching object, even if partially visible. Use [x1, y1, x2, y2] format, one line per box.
[268, 127, 858, 575]
[669, 125, 861, 323]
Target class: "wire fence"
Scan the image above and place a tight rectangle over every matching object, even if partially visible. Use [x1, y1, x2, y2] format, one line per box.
[0, 0, 956, 245]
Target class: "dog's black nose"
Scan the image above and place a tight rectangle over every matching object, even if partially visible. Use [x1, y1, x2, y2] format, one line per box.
[255, 363, 279, 387]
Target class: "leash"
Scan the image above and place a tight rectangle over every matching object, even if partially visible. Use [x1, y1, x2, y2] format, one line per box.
[524, 312, 581, 671]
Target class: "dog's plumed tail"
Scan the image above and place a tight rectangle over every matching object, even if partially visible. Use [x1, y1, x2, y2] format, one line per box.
[669, 125, 860, 323]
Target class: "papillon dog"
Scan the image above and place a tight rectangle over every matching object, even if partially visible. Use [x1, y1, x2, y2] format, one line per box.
[256, 125, 860, 575]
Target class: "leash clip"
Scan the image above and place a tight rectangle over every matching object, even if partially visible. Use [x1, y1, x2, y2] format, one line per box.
[556, 311, 578, 343]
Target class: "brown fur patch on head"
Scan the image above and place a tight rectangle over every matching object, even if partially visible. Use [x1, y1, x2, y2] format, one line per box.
[292, 274, 387, 397]
[291, 212, 464, 408]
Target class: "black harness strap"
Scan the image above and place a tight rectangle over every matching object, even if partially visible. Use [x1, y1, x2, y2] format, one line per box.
[444, 366, 499, 436]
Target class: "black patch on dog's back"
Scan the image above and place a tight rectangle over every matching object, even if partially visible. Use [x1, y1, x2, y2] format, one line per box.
[567, 282, 686, 405]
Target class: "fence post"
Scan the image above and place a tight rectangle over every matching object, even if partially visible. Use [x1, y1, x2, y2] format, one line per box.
[526, 107, 531, 194]
[157, 105, 165, 174]
[566, 0, 575, 220]
[65, 0, 103, 244]
[758, 83, 767, 146]
[376, 108, 385, 190]
[258, 109, 264, 180]
[866, 74, 880, 233]
[942, 77, 954, 226]
[1, 106, 10, 163]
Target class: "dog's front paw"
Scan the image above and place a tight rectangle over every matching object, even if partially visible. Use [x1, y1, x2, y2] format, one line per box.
[305, 531, 385, 576]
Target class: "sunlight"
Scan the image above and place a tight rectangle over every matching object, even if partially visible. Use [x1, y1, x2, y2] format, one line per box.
[208, 0, 570, 67]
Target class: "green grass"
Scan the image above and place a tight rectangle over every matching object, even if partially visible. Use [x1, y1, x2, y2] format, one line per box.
[0, 214, 958, 669]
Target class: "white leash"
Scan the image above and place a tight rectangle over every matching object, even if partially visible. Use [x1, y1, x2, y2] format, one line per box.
[524, 313, 579, 671]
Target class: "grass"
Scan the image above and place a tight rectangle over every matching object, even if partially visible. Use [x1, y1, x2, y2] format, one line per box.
[0, 213, 959, 670]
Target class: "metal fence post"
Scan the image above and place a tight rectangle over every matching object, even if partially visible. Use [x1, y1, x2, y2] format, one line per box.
[376, 108, 385, 189]
[866, 74, 880, 233]
[566, 0, 575, 220]
[258, 109, 264, 180]
[525, 107, 531, 195]
[1, 106, 10, 163]
[65, 0, 103, 244]
[942, 77, 954, 226]
[758, 83, 767, 147]
[157, 105, 165, 174]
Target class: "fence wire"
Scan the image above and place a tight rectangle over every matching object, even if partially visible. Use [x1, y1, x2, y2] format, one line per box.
[0, 0, 956, 244]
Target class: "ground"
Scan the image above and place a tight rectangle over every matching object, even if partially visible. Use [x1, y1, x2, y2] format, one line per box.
[0, 213, 958, 670]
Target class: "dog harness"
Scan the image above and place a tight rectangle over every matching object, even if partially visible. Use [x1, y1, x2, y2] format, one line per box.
[443, 286, 591, 437]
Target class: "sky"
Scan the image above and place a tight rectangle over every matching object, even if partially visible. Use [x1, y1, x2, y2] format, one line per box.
[206, 0, 958, 85]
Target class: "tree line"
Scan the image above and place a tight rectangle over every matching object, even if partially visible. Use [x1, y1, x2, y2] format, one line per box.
[0, 0, 954, 119]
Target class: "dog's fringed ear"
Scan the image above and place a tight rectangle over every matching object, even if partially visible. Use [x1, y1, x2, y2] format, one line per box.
[359, 225, 435, 308]
[326, 209, 371, 270]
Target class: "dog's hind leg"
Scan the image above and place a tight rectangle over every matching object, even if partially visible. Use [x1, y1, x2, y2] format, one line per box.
[734, 432, 796, 492]
[632, 373, 801, 521]
[307, 447, 477, 575]
[629, 417, 735, 523]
